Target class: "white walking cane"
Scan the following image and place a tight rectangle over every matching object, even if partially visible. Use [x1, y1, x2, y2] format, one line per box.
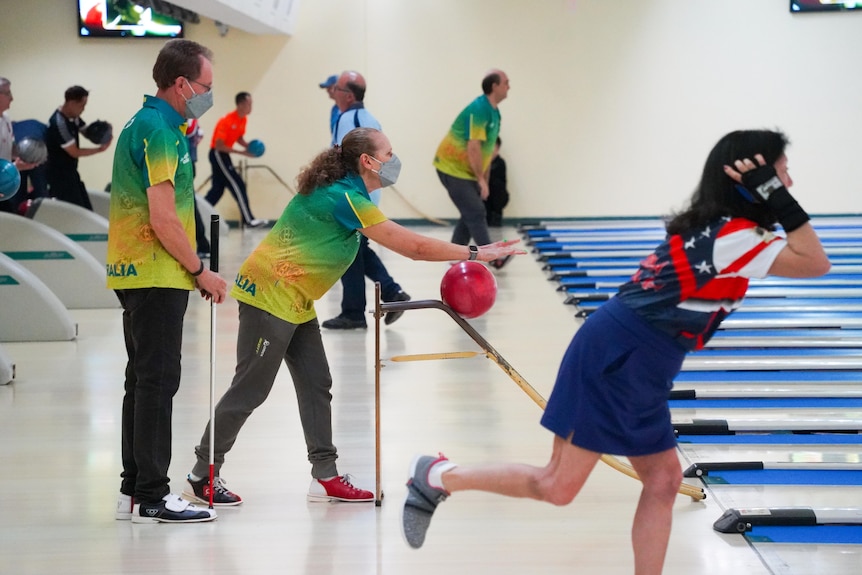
[208, 214, 219, 509]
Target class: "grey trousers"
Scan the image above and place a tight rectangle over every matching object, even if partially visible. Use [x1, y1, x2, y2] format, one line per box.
[437, 170, 491, 246]
[192, 302, 338, 479]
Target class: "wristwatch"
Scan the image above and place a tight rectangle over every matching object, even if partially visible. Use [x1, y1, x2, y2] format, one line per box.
[468, 245, 479, 261]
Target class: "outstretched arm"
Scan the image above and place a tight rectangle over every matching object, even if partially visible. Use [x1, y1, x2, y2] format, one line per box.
[360, 219, 524, 263]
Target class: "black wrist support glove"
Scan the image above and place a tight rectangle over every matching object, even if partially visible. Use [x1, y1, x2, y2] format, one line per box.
[740, 165, 810, 233]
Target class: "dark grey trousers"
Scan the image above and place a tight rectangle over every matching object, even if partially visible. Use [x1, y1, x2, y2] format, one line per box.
[192, 302, 338, 479]
[437, 170, 492, 246]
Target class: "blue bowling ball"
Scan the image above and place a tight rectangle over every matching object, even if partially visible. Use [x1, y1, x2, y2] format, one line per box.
[247, 139, 265, 158]
[0, 158, 21, 202]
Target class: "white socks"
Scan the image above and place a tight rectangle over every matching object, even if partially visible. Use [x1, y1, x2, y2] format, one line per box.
[428, 460, 457, 491]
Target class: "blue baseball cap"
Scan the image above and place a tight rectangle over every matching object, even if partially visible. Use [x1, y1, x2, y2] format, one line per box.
[319, 75, 337, 88]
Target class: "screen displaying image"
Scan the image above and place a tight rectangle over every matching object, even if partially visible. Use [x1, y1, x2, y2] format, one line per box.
[79, 0, 184, 38]
[791, 0, 862, 11]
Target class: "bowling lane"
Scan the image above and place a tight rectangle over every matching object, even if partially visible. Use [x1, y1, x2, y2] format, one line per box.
[678, 443, 862, 467]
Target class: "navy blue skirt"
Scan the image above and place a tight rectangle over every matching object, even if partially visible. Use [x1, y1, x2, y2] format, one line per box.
[540, 297, 686, 456]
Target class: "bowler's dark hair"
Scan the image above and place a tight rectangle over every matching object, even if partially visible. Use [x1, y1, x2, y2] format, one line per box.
[666, 129, 789, 235]
[65, 85, 89, 102]
[482, 73, 501, 95]
[236, 92, 251, 106]
[152, 39, 213, 90]
[296, 128, 381, 195]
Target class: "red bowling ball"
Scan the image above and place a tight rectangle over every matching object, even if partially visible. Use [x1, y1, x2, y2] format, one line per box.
[440, 261, 498, 318]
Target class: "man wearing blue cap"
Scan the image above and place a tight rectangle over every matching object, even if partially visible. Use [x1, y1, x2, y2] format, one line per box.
[319, 74, 339, 136]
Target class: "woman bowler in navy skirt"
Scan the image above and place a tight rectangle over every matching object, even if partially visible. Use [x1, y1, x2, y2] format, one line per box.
[401, 129, 831, 575]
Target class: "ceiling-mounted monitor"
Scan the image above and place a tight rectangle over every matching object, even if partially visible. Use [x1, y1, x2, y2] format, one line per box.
[78, 0, 184, 38]
[791, 1, 862, 12]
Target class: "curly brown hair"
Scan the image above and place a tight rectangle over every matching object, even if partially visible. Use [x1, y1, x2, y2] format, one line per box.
[296, 127, 383, 195]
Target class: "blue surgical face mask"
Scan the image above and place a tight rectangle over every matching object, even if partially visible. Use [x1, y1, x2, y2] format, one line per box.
[370, 154, 401, 187]
[183, 79, 213, 120]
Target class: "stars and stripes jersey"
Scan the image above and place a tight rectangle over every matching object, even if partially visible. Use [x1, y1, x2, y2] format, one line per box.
[615, 217, 786, 351]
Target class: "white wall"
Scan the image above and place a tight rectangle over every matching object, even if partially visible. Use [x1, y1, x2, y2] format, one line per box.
[2, 0, 860, 222]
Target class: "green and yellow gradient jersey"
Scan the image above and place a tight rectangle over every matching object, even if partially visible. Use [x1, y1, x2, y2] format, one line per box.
[232, 173, 387, 324]
[106, 95, 195, 290]
[433, 95, 501, 181]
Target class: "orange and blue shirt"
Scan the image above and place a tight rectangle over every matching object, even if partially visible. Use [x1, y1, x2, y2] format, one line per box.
[106, 95, 195, 290]
[616, 217, 786, 350]
[433, 95, 500, 181]
[231, 173, 387, 324]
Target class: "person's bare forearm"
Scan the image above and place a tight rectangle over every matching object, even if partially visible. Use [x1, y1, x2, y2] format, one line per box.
[466, 140, 485, 180]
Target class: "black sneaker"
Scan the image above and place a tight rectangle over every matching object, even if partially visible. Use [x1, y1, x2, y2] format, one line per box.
[183, 475, 243, 506]
[321, 315, 367, 330]
[384, 291, 411, 325]
[131, 493, 216, 524]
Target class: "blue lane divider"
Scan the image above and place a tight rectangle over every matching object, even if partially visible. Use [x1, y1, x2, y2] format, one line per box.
[563, 285, 862, 297]
[677, 434, 862, 444]
[726, 310, 862, 321]
[692, 348, 862, 357]
[675, 370, 862, 383]
[532, 241, 658, 250]
[712, 327, 862, 338]
[544, 253, 862, 265]
[557, 274, 862, 287]
[558, 275, 633, 287]
[746, 525, 862, 544]
[544, 256, 643, 266]
[669, 397, 862, 409]
[701, 469, 862, 486]
[534, 239, 862, 249]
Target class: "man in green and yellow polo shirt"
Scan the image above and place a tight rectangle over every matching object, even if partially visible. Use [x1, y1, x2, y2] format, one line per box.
[434, 69, 512, 269]
[107, 39, 227, 525]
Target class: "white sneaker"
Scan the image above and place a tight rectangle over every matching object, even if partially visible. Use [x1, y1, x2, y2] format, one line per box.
[116, 493, 133, 520]
[247, 219, 269, 228]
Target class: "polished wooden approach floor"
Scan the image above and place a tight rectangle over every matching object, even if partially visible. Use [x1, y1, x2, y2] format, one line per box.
[2, 225, 844, 574]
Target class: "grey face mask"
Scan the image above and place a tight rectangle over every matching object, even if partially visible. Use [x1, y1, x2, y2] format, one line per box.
[370, 154, 401, 187]
[183, 80, 213, 119]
